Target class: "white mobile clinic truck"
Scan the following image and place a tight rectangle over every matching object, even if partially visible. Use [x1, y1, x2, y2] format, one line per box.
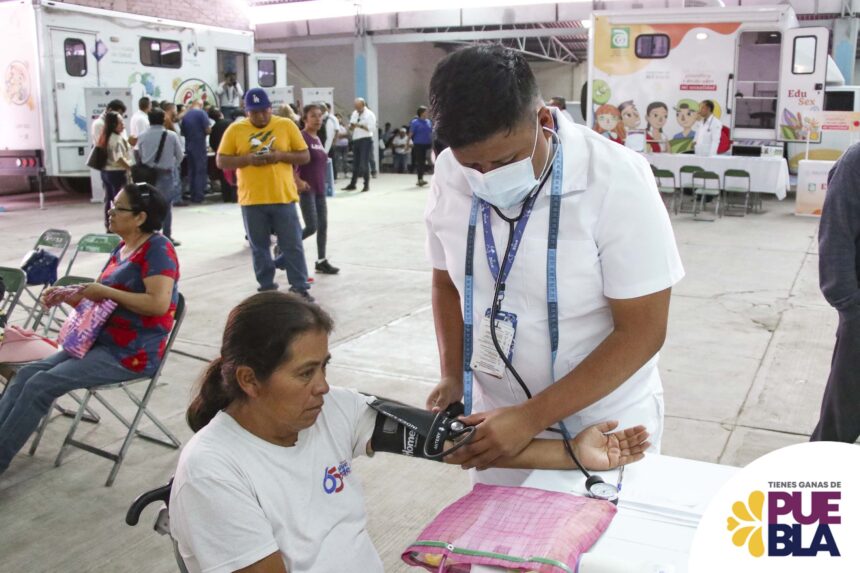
[586, 4, 850, 163]
[0, 0, 287, 196]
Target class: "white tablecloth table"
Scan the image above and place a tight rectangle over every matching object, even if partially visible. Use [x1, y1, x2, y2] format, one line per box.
[472, 455, 738, 573]
[645, 153, 790, 200]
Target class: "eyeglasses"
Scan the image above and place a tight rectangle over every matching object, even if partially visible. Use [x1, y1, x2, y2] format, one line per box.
[109, 201, 135, 213]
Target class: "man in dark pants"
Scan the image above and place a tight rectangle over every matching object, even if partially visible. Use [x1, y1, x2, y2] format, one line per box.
[811, 143, 860, 443]
[180, 100, 211, 204]
[343, 98, 376, 192]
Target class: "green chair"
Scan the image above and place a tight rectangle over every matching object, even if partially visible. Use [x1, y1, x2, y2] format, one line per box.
[678, 165, 705, 213]
[723, 169, 752, 217]
[653, 168, 680, 215]
[0, 267, 27, 319]
[20, 229, 72, 329]
[692, 171, 722, 221]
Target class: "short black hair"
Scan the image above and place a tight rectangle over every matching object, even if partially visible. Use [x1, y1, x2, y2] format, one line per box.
[148, 108, 165, 126]
[107, 99, 126, 113]
[138, 96, 151, 111]
[207, 107, 222, 121]
[701, 100, 715, 112]
[416, 105, 428, 116]
[123, 183, 168, 233]
[550, 96, 567, 110]
[430, 45, 539, 149]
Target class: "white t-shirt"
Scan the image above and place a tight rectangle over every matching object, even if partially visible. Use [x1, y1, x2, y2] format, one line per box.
[392, 134, 410, 154]
[349, 108, 377, 140]
[130, 110, 150, 141]
[425, 111, 685, 486]
[694, 114, 723, 156]
[170, 387, 382, 573]
[216, 82, 245, 108]
[322, 113, 339, 154]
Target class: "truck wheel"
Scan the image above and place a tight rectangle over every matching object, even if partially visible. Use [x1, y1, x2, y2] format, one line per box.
[55, 177, 91, 195]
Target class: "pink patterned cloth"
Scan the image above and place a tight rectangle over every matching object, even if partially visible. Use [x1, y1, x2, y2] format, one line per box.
[402, 484, 616, 573]
[58, 298, 118, 359]
[42, 284, 87, 308]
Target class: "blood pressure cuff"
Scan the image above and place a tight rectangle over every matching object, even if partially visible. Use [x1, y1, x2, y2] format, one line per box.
[368, 397, 470, 461]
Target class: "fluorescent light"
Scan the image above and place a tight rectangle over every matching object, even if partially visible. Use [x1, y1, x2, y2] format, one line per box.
[249, 0, 593, 24]
[581, 19, 592, 29]
[696, 32, 708, 40]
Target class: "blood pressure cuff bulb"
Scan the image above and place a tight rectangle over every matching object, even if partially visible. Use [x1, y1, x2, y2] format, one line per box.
[368, 397, 475, 461]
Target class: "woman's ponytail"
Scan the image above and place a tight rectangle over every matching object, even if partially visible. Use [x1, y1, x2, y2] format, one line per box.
[187, 357, 233, 432]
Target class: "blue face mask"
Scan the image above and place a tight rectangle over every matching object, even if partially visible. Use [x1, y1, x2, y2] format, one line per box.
[460, 117, 553, 209]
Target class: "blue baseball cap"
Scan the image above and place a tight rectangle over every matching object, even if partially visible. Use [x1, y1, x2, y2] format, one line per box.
[244, 88, 271, 111]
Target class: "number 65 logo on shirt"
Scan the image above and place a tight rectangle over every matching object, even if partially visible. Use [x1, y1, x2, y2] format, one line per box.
[322, 461, 351, 494]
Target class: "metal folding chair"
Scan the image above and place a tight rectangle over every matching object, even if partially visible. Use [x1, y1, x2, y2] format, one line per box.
[20, 229, 72, 328]
[30, 233, 120, 336]
[127, 478, 189, 572]
[653, 168, 680, 215]
[0, 267, 27, 319]
[678, 165, 704, 213]
[692, 171, 723, 221]
[722, 169, 752, 217]
[53, 294, 186, 486]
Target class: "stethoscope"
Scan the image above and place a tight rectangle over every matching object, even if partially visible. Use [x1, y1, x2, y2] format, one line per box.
[483, 132, 620, 503]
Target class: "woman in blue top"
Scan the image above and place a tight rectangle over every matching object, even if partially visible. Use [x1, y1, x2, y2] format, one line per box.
[0, 183, 179, 475]
[409, 106, 433, 187]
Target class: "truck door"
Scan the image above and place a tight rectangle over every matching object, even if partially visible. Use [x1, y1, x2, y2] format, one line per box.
[250, 53, 286, 90]
[776, 27, 829, 143]
[50, 29, 99, 142]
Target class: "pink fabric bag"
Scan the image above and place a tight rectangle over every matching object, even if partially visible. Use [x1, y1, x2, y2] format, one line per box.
[402, 484, 617, 573]
[0, 326, 59, 363]
[58, 299, 118, 359]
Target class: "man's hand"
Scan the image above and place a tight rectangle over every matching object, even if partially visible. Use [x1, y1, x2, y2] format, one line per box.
[425, 376, 463, 413]
[444, 405, 541, 470]
[296, 178, 310, 192]
[248, 153, 269, 167]
[572, 421, 650, 471]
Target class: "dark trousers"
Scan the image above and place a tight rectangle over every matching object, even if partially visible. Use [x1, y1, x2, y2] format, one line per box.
[811, 310, 860, 443]
[100, 169, 127, 232]
[186, 146, 208, 203]
[413, 143, 431, 181]
[299, 193, 328, 260]
[349, 138, 373, 187]
[333, 147, 349, 178]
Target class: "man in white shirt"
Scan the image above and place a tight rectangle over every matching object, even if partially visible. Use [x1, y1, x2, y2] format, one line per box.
[128, 96, 151, 148]
[320, 103, 339, 155]
[216, 72, 244, 118]
[424, 45, 684, 486]
[343, 98, 376, 192]
[694, 100, 722, 156]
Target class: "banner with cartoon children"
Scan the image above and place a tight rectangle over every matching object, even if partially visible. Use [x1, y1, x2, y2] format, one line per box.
[589, 15, 739, 154]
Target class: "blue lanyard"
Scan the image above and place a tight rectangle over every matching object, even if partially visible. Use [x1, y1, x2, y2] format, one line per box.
[462, 142, 568, 428]
[480, 192, 539, 298]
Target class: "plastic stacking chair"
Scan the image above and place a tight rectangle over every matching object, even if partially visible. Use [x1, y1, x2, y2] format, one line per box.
[0, 267, 27, 319]
[53, 294, 186, 487]
[678, 165, 704, 213]
[722, 169, 752, 217]
[127, 478, 189, 572]
[692, 171, 723, 221]
[30, 233, 120, 336]
[20, 229, 72, 328]
[653, 168, 680, 215]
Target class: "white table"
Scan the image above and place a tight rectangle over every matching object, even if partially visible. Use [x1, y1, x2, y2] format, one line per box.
[645, 153, 790, 200]
[474, 455, 738, 573]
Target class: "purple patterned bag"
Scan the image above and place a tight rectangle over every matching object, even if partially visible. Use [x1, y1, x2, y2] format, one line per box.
[402, 484, 617, 573]
[58, 299, 118, 359]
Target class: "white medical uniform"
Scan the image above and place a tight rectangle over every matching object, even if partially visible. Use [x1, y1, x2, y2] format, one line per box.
[694, 114, 722, 156]
[425, 111, 685, 486]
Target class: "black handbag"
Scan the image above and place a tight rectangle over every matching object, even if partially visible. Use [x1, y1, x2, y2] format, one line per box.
[86, 145, 108, 170]
[131, 131, 169, 186]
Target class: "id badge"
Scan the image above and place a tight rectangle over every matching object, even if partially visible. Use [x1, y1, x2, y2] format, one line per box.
[470, 309, 517, 378]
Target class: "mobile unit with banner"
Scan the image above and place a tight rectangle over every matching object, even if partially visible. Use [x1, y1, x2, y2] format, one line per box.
[587, 5, 830, 153]
[0, 0, 287, 195]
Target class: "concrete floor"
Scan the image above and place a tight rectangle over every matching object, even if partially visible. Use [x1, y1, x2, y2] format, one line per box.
[0, 177, 833, 572]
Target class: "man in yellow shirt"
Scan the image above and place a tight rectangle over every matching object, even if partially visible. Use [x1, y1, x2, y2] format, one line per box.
[217, 89, 312, 298]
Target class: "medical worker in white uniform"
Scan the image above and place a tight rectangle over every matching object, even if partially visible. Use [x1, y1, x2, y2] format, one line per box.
[694, 99, 722, 156]
[424, 46, 685, 486]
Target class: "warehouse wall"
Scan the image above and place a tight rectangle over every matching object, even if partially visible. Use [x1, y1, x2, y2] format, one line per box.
[56, 0, 250, 30]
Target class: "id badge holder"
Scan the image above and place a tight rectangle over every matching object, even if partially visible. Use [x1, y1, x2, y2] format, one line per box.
[469, 309, 518, 378]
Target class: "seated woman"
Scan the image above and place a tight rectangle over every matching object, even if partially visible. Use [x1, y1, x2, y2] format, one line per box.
[0, 183, 179, 475]
[170, 292, 649, 573]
